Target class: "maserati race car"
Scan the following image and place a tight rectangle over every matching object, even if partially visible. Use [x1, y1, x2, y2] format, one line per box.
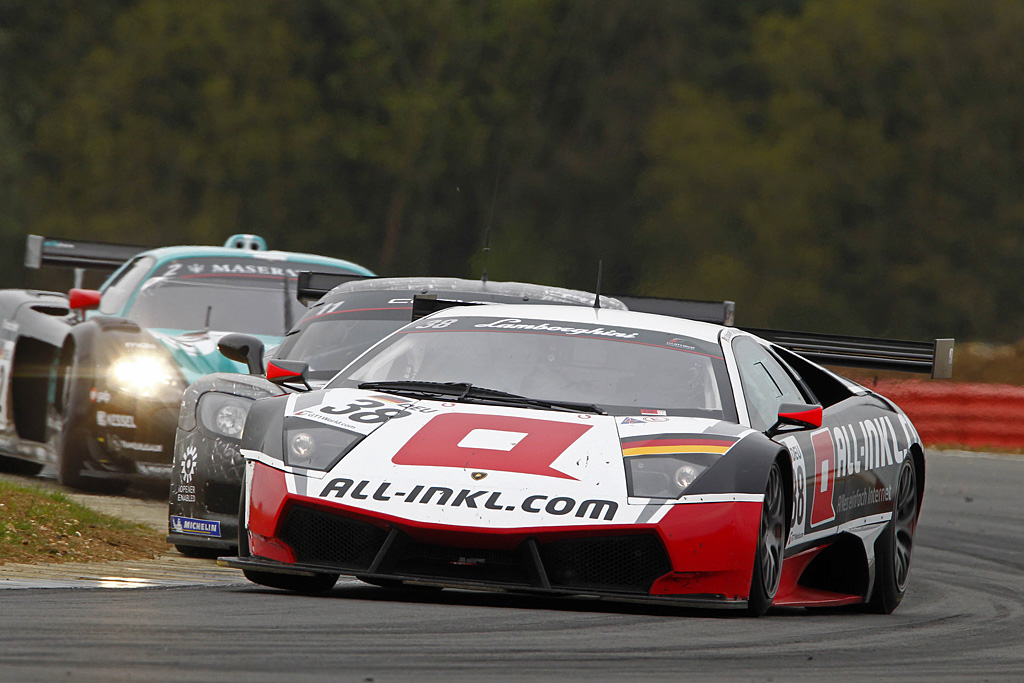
[169, 276, 630, 555]
[0, 234, 372, 491]
[224, 303, 953, 615]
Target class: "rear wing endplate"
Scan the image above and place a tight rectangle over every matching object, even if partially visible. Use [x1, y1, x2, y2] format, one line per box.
[615, 295, 735, 326]
[746, 327, 955, 379]
[25, 234, 148, 271]
[296, 271, 376, 304]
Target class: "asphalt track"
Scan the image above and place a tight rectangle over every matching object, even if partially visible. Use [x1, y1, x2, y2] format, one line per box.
[1, 449, 1022, 682]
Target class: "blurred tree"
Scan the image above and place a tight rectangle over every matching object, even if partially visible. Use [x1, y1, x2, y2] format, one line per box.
[642, 0, 1024, 341]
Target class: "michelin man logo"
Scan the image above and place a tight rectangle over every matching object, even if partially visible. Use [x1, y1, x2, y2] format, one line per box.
[181, 445, 198, 483]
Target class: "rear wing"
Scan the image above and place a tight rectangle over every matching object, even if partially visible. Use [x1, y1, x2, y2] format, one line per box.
[24, 234, 148, 271]
[745, 328, 955, 380]
[296, 271, 376, 304]
[615, 295, 735, 326]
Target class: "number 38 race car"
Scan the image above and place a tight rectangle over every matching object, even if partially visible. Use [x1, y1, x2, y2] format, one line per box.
[223, 302, 953, 616]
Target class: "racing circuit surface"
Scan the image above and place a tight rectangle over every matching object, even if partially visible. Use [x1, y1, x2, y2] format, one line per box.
[0, 449, 1022, 682]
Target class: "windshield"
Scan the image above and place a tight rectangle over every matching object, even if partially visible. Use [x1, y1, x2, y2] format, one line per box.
[128, 279, 306, 336]
[330, 315, 737, 419]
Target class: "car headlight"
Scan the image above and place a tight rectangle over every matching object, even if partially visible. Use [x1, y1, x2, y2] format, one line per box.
[281, 419, 365, 471]
[107, 355, 182, 398]
[624, 454, 714, 499]
[197, 392, 253, 440]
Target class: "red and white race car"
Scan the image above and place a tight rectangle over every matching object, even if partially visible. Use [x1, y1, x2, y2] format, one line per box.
[223, 303, 952, 615]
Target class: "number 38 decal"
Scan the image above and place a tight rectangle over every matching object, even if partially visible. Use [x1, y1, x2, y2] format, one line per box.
[320, 398, 410, 424]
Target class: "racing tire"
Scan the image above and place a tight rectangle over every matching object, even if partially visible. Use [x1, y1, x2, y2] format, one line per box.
[747, 460, 785, 617]
[866, 457, 918, 614]
[54, 349, 127, 494]
[0, 455, 44, 476]
[243, 569, 338, 594]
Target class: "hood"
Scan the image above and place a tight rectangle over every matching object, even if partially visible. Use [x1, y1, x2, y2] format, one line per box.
[149, 328, 284, 385]
[253, 388, 753, 529]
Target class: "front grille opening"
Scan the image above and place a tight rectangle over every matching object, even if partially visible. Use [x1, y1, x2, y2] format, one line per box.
[392, 541, 532, 585]
[278, 506, 387, 570]
[540, 535, 671, 593]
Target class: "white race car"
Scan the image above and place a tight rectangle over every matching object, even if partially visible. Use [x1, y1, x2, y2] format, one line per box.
[223, 303, 952, 615]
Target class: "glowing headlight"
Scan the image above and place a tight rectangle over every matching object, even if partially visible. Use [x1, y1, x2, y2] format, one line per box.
[197, 392, 252, 439]
[625, 455, 713, 499]
[281, 421, 364, 471]
[107, 355, 180, 398]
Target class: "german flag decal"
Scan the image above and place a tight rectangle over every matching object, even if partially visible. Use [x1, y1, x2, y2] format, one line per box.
[619, 433, 738, 457]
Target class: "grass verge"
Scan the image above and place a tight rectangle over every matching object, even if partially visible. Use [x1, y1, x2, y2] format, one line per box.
[0, 479, 167, 565]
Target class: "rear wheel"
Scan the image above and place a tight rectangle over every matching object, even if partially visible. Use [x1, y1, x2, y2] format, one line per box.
[0, 455, 44, 476]
[866, 457, 918, 614]
[747, 461, 785, 617]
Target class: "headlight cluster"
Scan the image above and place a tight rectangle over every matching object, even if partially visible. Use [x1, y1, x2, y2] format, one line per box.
[281, 418, 364, 471]
[107, 355, 182, 399]
[197, 392, 253, 439]
[624, 454, 715, 499]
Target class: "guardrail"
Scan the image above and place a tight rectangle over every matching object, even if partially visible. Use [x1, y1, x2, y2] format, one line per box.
[868, 380, 1024, 451]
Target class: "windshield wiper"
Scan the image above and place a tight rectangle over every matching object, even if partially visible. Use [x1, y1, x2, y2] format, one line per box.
[357, 381, 606, 415]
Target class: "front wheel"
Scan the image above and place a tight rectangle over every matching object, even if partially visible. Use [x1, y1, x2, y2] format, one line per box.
[747, 460, 785, 617]
[866, 457, 918, 614]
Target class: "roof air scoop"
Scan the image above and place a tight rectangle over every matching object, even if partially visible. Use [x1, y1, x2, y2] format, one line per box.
[224, 234, 267, 251]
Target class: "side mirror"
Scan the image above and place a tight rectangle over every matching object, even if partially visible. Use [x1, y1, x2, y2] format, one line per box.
[266, 359, 311, 391]
[68, 288, 102, 311]
[766, 402, 823, 439]
[218, 333, 265, 375]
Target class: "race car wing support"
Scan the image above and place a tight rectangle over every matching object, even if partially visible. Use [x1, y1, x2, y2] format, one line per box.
[746, 328, 955, 379]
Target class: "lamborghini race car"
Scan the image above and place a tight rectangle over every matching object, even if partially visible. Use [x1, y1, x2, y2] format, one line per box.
[0, 234, 372, 491]
[168, 276, 629, 555]
[223, 303, 953, 615]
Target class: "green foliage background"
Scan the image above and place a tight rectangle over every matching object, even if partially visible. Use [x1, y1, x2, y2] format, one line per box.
[2, 0, 1022, 342]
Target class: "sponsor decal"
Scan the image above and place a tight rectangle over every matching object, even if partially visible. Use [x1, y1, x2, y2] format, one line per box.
[471, 472, 487, 481]
[780, 434, 807, 544]
[809, 428, 837, 527]
[641, 416, 668, 423]
[619, 433, 738, 457]
[836, 485, 892, 512]
[294, 396, 430, 434]
[640, 409, 667, 416]
[176, 484, 196, 502]
[391, 413, 591, 480]
[170, 515, 221, 537]
[472, 318, 639, 339]
[180, 445, 198, 483]
[96, 411, 136, 429]
[89, 388, 112, 404]
[319, 478, 618, 521]
[620, 417, 644, 425]
[110, 436, 163, 453]
[667, 338, 696, 350]
[187, 264, 205, 274]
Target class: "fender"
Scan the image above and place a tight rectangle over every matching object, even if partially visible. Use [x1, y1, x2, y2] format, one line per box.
[685, 431, 788, 497]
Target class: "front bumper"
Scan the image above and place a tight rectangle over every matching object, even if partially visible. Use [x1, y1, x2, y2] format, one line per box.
[231, 461, 762, 607]
[167, 428, 245, 550]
